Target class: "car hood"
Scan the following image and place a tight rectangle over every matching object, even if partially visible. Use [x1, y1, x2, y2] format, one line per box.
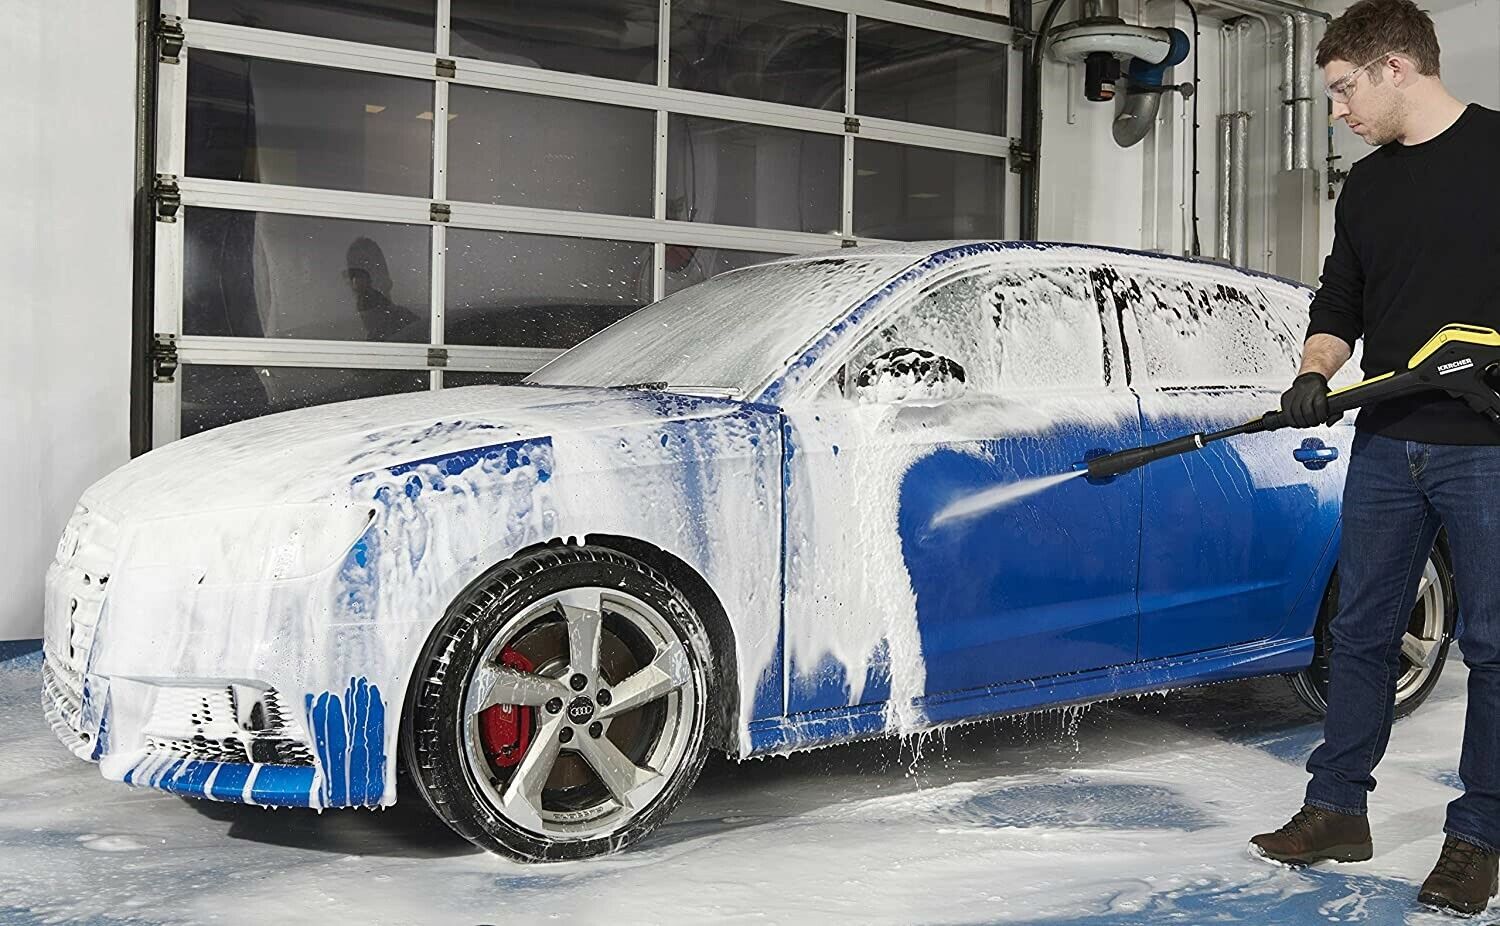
[83, 385, 758, 523]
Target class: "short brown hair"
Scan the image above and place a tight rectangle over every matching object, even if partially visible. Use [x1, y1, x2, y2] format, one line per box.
[1316, 0, 1441, 77]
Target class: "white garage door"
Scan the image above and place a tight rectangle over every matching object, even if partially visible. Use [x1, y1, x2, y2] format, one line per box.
[146, 0, 1016, 443]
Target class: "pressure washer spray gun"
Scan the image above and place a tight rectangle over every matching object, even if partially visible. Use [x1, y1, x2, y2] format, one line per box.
[1083, 324, 1500, 480]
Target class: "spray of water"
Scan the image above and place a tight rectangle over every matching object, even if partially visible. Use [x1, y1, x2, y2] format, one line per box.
[928, 469, 1087, 530]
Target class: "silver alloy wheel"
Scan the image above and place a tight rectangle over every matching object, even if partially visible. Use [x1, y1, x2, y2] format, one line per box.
[1395, 557, 1446, 705]
[459, 587, 698, 842]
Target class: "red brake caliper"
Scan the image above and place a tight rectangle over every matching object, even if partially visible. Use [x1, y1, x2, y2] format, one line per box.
[479, 648, 535, 769]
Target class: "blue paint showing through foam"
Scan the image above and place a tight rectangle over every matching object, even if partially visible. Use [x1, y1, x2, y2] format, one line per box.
[384, 438, 553, 482]
[124, 678, 387, 808]
[306, 676, 387, 808]
[123, 757, 317, 806]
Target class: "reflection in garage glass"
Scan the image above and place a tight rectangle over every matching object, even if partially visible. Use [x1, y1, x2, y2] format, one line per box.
[186, 51, 433, 198]
[445, 229, 653, 349]
[670, 0, 845, 110]
[181, 365, 430, 436]
[183, 208, 431, 343]
[192, 0, 437, 52]
[668, 115, 841, 234]
[447, 87, 655, 215]
[450, 0, 659, 83]
[856, 19, 1006, 135]
[663, 245, 788, 295]
[854, 139, 1003, 240]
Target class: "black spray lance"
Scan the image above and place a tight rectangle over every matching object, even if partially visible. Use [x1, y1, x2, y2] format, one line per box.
[1083, 325, 1500, 480]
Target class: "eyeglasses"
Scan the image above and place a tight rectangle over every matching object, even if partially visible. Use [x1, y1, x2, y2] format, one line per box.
[1325, 52, 1398, 103]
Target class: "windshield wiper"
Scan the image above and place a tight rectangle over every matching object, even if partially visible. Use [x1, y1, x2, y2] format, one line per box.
[606, 381, 670, 391]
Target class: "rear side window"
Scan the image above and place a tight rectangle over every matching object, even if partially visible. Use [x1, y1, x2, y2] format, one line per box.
[1098, 268, 1300, 389]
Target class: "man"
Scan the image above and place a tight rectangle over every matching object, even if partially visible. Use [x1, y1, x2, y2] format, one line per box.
[1247, 0, 1500, 916]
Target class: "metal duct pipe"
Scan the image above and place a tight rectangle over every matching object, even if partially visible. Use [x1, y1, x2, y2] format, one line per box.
[1230, 112, 1251, 266]
[1218, 114, 1234, 259]
[1081, 0, 1121, 19]
[1293, 14, 1314, 169]
[1113, 91, 1162, 148]
[1209, 0, 1329, 20]
[1238, 9, 1281, 267]
[1281, 13, 1295, 171]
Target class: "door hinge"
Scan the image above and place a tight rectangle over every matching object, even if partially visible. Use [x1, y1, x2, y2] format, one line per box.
[158, 15, 186, 64]
[153, 174, 182, 222]
[151, 334, 180, 383]
[430, 202, 451, 223]
[427, 347, 449, 368]
[844, 117, 861, 134]
[436, 58, 456, 79]
[1008, 141, 1035, 173]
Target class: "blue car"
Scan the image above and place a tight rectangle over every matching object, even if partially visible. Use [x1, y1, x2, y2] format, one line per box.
[42, 241, 1456, 861]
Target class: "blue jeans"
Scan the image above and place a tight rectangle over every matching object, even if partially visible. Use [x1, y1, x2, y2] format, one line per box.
[1306, 432, 1500, 853]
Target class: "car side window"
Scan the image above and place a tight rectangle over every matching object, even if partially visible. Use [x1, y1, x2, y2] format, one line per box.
[1100, 268, 1300, 389]
[844, 270, 998, 396]
[989, 266, 1106, 392]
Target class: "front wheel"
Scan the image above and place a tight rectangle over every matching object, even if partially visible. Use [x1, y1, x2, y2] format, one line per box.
[403, 546, 716, 861]
[1290, 542, 1456, 719]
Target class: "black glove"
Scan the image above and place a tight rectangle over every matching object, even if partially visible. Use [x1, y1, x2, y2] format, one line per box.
[1281, 372, 1336, 428]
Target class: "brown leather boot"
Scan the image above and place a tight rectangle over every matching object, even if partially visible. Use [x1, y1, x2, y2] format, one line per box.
[1249, 805, 1373, 866]
[1419, 836, 1499, 916]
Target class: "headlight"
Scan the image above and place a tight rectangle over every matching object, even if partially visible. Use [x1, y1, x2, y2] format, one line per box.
[122, 501, 375, 585]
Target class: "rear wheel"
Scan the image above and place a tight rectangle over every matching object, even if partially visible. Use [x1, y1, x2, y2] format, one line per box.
[403, 546, 715, 861]
[1290, 542, 1456, 718]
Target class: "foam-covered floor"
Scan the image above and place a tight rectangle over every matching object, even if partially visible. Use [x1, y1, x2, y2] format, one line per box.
[1, 649, 1490, 925]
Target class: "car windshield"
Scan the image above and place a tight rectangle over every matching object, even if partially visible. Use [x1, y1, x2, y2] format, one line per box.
[525, 255, 914, 397]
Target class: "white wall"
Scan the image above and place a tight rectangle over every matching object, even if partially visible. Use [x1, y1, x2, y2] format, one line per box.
[1316, 0, 1499, 265]
[0, 0, 135, 640]
[1429, 1, 1500, 108]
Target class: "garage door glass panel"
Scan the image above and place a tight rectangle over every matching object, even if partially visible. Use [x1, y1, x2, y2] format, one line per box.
[183, 208, 431, 343]
[1125, 275, 1301, 388]
[447, 87, 654, 215]
[186, 51, 433, 198]
[443, 371, 529, 387]
[182, 365, 430, 437]
[668, 116, 841, 234]
[856, 20, 1006, 135]
[445, 229, 653, 348]
[450, 0, 659, 83]
[192, 0, 437, 52]
[854, 140, 1003, 239]
[663, 245, 789, 295]
[669, 0, 845, 110]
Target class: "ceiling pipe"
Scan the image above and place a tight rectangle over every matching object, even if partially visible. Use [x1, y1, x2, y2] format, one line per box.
[1202, 0, 1329, 20]
[1281, 12, 1295, 171]
[1292, 14, 1315, 169]
[1080, 0, 1121, 19]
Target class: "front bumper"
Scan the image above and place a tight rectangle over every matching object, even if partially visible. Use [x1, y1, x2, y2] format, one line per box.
[42, 505, 389, 809]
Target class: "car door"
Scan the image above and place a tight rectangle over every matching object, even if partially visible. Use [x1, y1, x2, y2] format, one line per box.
[1094, 263, 1352, 660]
[781, 258, 1144, 717]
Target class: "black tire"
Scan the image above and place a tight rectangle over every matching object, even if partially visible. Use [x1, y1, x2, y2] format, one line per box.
[1289, 540, 1457, 719]
[402, 545, 717, 862]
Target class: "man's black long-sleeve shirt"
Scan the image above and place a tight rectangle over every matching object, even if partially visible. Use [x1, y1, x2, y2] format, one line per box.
[1307, 103, 1500, 445]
